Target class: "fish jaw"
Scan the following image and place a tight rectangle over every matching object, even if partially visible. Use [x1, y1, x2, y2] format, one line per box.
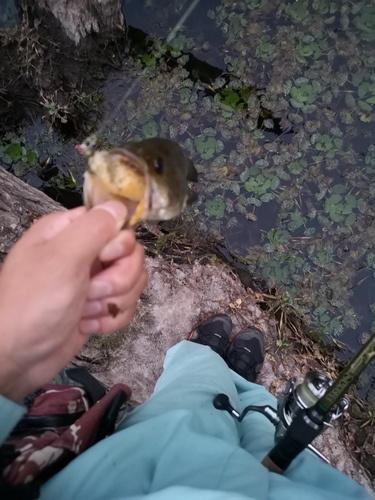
[144, 176, 187, 221]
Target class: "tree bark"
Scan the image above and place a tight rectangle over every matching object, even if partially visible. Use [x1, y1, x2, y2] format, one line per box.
[0, 167, 63, 265]
[30, 0, 125, 44]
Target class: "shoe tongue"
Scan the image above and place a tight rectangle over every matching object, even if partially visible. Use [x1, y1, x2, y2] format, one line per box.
[237, 348, 256, 369]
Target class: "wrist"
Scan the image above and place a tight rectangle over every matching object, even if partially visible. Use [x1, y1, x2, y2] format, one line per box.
[0, 361, 28, 404]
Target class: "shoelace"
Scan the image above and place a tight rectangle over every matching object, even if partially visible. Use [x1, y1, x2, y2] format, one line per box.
[229, 348, 257, 369]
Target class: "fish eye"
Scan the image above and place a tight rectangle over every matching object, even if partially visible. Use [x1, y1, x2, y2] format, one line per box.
[154, 157, 164, 174]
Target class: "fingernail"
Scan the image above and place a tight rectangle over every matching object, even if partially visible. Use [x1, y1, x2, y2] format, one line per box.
[88, 281, 113, 300]
[83, 300, 102, 317]
[80, 319, 100, 335]
[100, 242, 124, 261]
[93, 201, 127, 229]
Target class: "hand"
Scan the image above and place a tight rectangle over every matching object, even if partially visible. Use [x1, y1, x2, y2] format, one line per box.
[0, 202, 147, 403]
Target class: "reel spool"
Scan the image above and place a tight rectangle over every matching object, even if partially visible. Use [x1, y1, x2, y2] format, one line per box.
[275, 371, 350, 444]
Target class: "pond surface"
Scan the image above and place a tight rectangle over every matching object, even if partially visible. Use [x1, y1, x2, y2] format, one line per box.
[1, 0, 375, 400]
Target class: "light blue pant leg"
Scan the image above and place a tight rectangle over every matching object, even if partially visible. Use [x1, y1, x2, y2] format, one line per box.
[118, 341, 242, 444]
[153, 340, 240, 405]
[231, 372, 279, 462]
[154, 341, 278, 461]
[117, 341, 371, 500]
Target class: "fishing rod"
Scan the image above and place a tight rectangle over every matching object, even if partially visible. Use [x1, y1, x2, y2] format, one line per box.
[213, 333, 375, 474]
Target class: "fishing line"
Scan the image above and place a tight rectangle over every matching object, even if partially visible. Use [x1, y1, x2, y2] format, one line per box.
[94, 0, 201, 140]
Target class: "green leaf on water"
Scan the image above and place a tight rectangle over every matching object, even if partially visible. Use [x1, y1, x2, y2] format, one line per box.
[142, 120, 159, 138]
[324, 15, 335, 24]
[324, 193, 341, 211]
[352, 71, 364, 87]
[288, 159, 306, 174]
[345, 213, 356, 227]
[205, 195, 225, 218]
[367, 96, 375, 104]
[194, 135, 219, 160]
[212, 155, 226, 167]
[344, 93, 356, 110]
[62, 170, 77, 190]
[358, 82, 371, 98]
[316, 135, 333, 151]
[26, 151, 38, 165]
[270, 176, 280, 190]
[358, 100, 373, 112]
[141, 54, 156, 67]
[332, 184, 347, 194]
[248, 165, 261, 176]
[268, 228, 290, 245]
[179, 88, 191, 104]
[333, 137, 343, 148]
[218, 88, 249, 111]
[345, 194, 357, 208]
[260, 193, 274, 202]
[5, 143, 22, 161]
[288, 210, 306, 231]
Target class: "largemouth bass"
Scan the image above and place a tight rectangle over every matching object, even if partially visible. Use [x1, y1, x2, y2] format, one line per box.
[79, 137, 198, 227]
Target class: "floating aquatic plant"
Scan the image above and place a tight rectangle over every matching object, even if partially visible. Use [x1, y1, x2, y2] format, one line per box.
[289, 78, 321, 111]
[353, 5, 375, 42]
[285, 0, 310, 23]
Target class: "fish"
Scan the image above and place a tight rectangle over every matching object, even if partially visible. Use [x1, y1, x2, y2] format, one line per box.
[78, 137, 198, 227]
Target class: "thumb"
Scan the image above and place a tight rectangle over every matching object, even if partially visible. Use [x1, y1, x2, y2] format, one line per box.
[50, 201, 128, 264]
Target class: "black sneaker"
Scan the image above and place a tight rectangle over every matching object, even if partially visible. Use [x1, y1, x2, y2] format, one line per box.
[188, 314, 232, 358]
[225, 327, 265, 382]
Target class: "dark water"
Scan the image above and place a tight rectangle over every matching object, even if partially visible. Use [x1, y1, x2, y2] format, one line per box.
[1, 0, 375, 400]
[118, 0, 375, 399]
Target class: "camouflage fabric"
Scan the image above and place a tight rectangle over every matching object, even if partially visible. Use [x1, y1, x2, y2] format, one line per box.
[1, 379, 131, 486]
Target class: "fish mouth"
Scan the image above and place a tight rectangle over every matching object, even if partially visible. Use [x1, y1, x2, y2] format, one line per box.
[84, 148, 150, 226]
[118, 149, 175, 221]
[84, 147, 174, 225]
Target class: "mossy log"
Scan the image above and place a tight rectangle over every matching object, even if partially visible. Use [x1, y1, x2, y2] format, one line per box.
[0, 167, 63, 265]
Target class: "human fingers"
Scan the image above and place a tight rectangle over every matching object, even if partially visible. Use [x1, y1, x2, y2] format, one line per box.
[12, 207, 85, 247]
[82, 269, 148, 319]
[50, 201, 128, 265]
[87, 242, 145, 300]
[99, 228, 137, 262]
[79, 301, 138, 336]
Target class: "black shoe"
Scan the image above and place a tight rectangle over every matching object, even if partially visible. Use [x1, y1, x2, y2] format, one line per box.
[188, 314, 232, 358]
[225, 327, 265, 382]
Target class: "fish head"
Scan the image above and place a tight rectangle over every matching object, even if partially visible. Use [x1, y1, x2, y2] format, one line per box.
[82, 138, 198, 226]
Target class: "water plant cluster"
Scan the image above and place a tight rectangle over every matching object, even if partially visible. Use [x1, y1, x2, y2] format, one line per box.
[103, 1, 375, 345]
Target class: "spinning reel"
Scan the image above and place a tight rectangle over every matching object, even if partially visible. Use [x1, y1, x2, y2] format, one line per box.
[213, 332, 375, 474]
